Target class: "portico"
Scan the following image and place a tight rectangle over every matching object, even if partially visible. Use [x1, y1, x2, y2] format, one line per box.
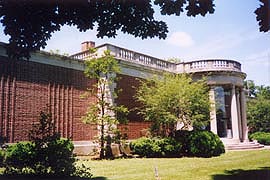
[210, 84, 248, 143]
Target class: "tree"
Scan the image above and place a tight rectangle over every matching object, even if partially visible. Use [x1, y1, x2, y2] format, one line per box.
[244, 80, 257, 97]
[166, 57, 182, 63]
[82, 49, 128, 159]
[135, 73, 210, 137]
[1, 0, 268, 59]
[247, 83, 270, 134]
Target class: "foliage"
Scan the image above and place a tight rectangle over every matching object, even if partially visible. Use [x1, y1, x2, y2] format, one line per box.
[0, 136, 7, 148]
[135, 73, 210, 137]
[4, 142, 36, 175]
[130, 131, 225, 158]
[254, 0, 270, 32]
[244, 80, 257, 97]
[2, 111, 80, 177]
[0, 1, 268, 59]
[172, 130, 192, 155]
[0, 149, 5, 167]
[73, 164, 93, 179]
[49, 49, 69, 56]
[246, 83, 270, 134]
[130, 137, 181, 158]
[172, 130, 225, 157]
[83, 49, 128, 159]
[249, 132, 270, 145]
[187, 130, 225, 158]
[247, 97, 270, 133]
[166, 57, 181, 63]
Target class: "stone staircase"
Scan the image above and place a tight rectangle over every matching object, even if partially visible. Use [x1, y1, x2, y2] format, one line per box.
[222, 140, 265, 151]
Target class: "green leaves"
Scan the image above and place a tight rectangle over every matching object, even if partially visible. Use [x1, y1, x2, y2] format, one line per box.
[247, 83, 270, 133]
[255, 0, 270, 32]
[84, 50, 120, 80]
[155, 0, 215, 17]
[0, 1, 168, 59]
[135, 73, 210, 137]
[83, 50, 128, 159]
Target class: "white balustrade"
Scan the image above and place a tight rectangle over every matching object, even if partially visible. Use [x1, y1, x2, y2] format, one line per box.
[70, 44, 241, 73]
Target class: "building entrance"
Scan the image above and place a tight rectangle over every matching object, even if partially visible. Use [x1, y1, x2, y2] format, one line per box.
[214, 86, 232, 138]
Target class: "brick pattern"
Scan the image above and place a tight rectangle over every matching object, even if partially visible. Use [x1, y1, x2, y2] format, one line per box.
[0, 56, 152, 142]
[118, 122, 151, 139]
[0, 57, 97, 142]
[116, 74, 151, 139]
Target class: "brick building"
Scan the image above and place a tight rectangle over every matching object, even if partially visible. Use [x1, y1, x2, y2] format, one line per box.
[0, 41, 250, 151]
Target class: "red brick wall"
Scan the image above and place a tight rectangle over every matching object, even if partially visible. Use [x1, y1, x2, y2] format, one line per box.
[116, 74, 151, 139]
[0, 56, 152, 142]
[0, 56, 97, 142]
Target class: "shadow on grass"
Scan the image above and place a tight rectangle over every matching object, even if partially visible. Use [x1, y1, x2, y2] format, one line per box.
[91, 177, 108, 180]
[0, 175, 108, 180]
[212, 167, 270, 180]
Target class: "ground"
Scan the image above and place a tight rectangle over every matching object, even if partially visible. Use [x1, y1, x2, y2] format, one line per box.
[0, 149, 269, 180]
[85, 149, 270, 180]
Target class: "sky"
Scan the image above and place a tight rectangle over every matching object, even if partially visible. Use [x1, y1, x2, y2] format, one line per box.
[0, 0, 269, 86]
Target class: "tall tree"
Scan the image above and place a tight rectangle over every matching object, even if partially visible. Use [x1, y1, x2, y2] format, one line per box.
[82, 49, 128, 159]
[1, 0, 268, 59]
[247, 83, 270, 134]
[135, 73, 210, 137]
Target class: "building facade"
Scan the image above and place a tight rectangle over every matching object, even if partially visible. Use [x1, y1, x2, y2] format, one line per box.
[0, 41, 248, 146]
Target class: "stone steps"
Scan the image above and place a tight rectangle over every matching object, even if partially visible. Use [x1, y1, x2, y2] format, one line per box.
[225, 141, 265, 151]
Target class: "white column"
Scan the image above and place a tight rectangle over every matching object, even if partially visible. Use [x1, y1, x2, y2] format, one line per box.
[241, 89, 249, 142]
[231, 85, 240, 142]
[236, 90, 243, 140]
[209, 87, 217, 134]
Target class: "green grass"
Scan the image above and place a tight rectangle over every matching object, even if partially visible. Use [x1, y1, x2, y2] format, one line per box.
[85, 150, 270, 180]
[1, 150, 270, 180]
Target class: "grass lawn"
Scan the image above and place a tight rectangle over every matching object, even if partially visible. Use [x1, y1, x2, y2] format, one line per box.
[0, 150, 270, 180]
[85, 149, 270, 180]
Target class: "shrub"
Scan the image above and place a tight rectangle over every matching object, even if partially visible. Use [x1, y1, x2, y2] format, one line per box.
[130, 137, 181, 158]
[4, 139, 76, 176]
[188, 130, 225, 158]
[3, 111, 79, 177]
[33, 138, 76, 176]
[155, 138, 181, 157]
[250, 132, 270, 145]
[172, 130, 192, 156]
[0, 149, 5, 167]
[130, 137, 154, 157]
[4, 142, 36, 175]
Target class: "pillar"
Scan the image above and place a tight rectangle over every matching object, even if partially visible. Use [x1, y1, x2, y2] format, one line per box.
[241, 89, 249, 142]
[231, 85, 240, 142]
[236, 90, 243, 140]
[209, 86, 217, 134]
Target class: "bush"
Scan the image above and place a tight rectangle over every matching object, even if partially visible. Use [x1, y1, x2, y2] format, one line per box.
[130, 137, 154, 157]
[173, 130, 225, 157]
[173, 130, 192, 156]
[131, 131, 225, 158]
[156, 137, 181, 157]
[3, 111, 80, 177]
[33, 138, 76, 176]
[188, 130, 225, 158]
[250, 132, 270, 145]
[0, 149, 5, 167]
[130, 137, 181, 158]
[4, 139, 76, 176]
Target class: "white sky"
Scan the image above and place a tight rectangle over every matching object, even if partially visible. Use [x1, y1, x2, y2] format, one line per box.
[0, 0, 269, 85]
